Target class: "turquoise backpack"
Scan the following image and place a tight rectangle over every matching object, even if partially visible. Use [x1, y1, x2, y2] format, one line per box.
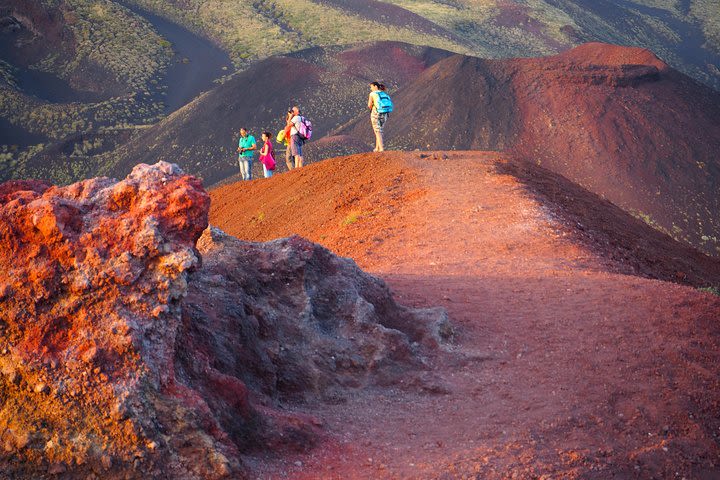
[376, 91, 394, 114]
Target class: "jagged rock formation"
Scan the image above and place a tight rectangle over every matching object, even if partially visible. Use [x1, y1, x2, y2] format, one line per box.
[0, 162, 449, 479]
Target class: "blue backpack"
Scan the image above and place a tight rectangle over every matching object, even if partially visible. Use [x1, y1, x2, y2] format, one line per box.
[376, 91, 393, 114]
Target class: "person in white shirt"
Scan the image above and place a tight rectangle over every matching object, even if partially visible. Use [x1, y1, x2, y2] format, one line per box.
[287, 106, 305, 168]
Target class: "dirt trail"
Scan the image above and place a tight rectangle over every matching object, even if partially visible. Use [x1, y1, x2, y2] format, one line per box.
[210, 152, 720, 479]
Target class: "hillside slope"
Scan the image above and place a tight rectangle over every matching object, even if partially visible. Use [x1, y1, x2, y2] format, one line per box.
[337, 43, 720, 256]
[0, 0, 231, 182]
[104, 42, 452, 185]
[3, 0, 719, 186]
[208, 151, 720, 478]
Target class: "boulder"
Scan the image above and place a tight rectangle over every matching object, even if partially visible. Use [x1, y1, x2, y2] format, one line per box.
[0, 162, 450, 479]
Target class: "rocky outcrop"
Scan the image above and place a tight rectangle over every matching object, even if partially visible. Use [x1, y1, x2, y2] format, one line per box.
[0, 162, 450, 479]
[188, 228, 451, 402]
[0, 161, 215, 478]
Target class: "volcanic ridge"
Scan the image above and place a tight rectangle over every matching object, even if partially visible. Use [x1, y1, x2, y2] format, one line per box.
[209, 150, 720, 479]
[111, 42, 720, 257]
[333, 43, 720, 257]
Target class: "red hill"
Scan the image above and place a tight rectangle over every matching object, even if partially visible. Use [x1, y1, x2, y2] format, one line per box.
[337, 43, 720, 257]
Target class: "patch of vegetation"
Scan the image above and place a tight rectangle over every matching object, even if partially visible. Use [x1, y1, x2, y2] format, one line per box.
[0, 61, 18, 89]
[698, 286, 720, 296]
[127, 0, 469, 67]
[690, 0, 720, 54]
[0, 86, 165, 141]
[341, 210, 364, 226]
[388, 0, 575, 56]
[39, 0, 173, 89]
[630, 209, 682, 239]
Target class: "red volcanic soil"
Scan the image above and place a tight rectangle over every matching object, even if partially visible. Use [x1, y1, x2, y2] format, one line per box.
[336, 43, 720, 257]
[209, 151, 720, 478]
[335, 42, 451, 86]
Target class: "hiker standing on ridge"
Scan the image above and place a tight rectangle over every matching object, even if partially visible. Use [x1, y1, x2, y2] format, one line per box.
[237, 127, 256, 181]
[368, 82, 393, 152]
[287, 106, 312, 168]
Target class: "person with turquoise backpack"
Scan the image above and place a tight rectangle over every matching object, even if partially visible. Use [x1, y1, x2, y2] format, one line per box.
[367, 81, 393, 152]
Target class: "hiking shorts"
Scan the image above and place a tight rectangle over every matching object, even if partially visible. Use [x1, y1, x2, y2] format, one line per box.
[290, 134, 303, 157]
[371, 111, 388, 134]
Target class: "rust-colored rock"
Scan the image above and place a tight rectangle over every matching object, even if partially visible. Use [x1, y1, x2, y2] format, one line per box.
[0, 161, 216, 477]
[0, 162, 449, 478]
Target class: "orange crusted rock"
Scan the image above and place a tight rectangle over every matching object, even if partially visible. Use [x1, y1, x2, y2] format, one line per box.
[0, 162, 231, 478]
[0, 161, 450, 479]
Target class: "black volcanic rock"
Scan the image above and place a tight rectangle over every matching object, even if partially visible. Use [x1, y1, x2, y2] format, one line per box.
[186, 227, 452, 405]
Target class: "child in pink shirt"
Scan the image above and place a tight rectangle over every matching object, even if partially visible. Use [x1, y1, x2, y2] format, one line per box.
[259, 131, 276, 178]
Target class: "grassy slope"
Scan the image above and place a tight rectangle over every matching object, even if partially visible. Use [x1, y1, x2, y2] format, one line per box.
[0, 0, 171, 179]
[126, 0, 470, 63]
[691, 0, 720, 53]
[124, 0, 720, 78]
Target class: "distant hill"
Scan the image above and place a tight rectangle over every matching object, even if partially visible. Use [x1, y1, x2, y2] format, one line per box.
[336, 43, 720, 256]
[128, 0, 720, 89]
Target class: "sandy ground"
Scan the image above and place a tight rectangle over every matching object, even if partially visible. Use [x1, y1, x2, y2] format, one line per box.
[210, 152, 720, 479]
